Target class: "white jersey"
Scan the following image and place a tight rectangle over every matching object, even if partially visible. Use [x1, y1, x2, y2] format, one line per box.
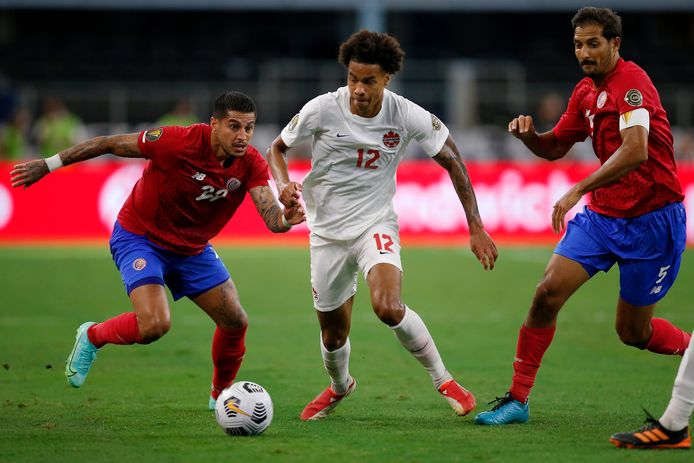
[281, 86, 449, 240]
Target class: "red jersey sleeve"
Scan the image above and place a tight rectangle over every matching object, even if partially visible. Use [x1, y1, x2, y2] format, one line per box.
[552, 85, 589, 144]
[246, 150, 270, 190]
[137, 126, 187, 168]
[612, 68, 655, 117]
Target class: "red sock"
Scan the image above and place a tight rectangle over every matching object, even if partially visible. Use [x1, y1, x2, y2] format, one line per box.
[645, 318, 691, 356]
[211, 326, 247, 399]
[509, 325, 556, 403]
[87, 312, 143, 348]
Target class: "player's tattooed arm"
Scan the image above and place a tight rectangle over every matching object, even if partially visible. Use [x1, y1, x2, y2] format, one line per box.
[10, 133, 142, 188]
[249, 185, 305, 233]
[433, 136, 498, 270]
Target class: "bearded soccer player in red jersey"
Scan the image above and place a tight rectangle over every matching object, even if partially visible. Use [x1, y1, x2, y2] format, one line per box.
[475, 7, 691, 429]
[10, 92, 305, 410]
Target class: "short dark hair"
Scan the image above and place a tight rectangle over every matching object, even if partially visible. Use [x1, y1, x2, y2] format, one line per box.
[571, 7, 622, 40]
[338, 29, 405, 75]
[213, 91, 256, 119]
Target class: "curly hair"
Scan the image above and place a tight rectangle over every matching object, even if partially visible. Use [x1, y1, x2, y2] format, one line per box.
[338, 29, 405, 75]
[571, 7, 622, 40]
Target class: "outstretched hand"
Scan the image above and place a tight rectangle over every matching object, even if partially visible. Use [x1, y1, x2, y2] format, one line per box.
[279, 182, 302, 208]
[469, 228, 498, 270]
[10, 159, 49, 188]
[283, 203, 306, 226]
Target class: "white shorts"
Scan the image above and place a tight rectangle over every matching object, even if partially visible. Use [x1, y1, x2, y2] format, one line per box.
[309, 220, 403, 312]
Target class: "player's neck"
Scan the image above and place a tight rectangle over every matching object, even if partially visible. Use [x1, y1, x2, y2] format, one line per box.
[351, 96, 384, 118]
[590, 54, 621, 88]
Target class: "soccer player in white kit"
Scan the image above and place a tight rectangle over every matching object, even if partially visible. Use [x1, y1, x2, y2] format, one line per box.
[268, 30, 498, 421]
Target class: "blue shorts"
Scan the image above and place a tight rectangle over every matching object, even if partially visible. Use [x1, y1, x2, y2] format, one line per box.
[109, 221, 230, 301]
[554, 202, 686, 307]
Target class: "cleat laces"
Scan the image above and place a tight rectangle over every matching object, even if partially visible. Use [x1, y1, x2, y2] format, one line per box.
[636, 408, 662, 432]
[487, 393, 514, 411]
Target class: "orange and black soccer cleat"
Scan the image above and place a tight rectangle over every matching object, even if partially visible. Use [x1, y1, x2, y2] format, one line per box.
[300, 377, 356, 421]
[610, 410, 691, 450]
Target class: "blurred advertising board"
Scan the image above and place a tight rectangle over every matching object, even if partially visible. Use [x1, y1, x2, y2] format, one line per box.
[2, 160, 694, 245]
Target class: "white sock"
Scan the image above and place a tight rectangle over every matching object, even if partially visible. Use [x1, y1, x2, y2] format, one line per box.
[391, 306, 452, 389]
[320, 335, 351, 394]
[660, 330, 694, 431]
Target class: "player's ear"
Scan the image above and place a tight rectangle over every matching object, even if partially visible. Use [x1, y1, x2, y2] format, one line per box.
[383, 72, 391, 87]
[210, 116, 218, 131]
[611, 36, 621, 52]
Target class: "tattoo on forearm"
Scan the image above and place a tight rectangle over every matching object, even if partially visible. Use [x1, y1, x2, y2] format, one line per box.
[60, 135, 140, 165]
[439, 150, 484, 229]
[252, 186, 285, 233]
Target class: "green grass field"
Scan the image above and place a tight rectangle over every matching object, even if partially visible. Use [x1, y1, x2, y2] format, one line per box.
[1, 245, 692, 462]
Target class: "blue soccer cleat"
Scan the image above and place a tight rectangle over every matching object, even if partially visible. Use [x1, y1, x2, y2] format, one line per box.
[209, 396, 217, 411]
[65, 322, 98, 388]
[474, 392, 529, 425]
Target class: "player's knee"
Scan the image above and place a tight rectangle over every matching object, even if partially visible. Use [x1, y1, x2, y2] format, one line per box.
[321, 330, 348, 351]
[217, 304, 248, 330]
[371, 298, 403, 326]
[530, 281, 563, 318]
[138, 316, 171, 344]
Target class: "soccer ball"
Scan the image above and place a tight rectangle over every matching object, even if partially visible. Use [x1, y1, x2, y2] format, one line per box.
[214, 381, 274, 436]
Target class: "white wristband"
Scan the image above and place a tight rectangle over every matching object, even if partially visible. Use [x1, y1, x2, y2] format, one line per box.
[45, 154, 64, 172]
[281, 214, 292, 229]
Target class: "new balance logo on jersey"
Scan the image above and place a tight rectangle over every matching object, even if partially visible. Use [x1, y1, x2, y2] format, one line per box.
[192, 172, 206, 181]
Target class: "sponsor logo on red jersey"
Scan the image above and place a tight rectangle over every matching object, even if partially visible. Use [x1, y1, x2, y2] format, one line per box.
[383, 131, 400, 148]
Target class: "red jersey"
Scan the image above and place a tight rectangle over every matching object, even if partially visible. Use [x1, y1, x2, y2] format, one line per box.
[553, 58, 683, 217]
[117, 124, 269, 255]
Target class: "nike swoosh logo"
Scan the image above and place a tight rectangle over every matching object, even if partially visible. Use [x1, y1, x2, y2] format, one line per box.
[225, 403, 252, 417]
[336, 133, 348, 137]
[379, 251, 389, 255]
[410, 343, 428, 353]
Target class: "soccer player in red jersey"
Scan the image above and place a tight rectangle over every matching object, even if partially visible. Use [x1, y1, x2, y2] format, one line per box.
[475, 7, 691, 426]
[10, 92, 305, 409]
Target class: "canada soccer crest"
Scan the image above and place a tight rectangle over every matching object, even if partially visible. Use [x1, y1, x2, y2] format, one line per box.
[383, 131, 400, 148]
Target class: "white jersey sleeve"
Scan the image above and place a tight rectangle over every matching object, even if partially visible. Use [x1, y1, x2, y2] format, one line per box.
[404, 102, 449, 157]
[280, 96, 322, 148]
